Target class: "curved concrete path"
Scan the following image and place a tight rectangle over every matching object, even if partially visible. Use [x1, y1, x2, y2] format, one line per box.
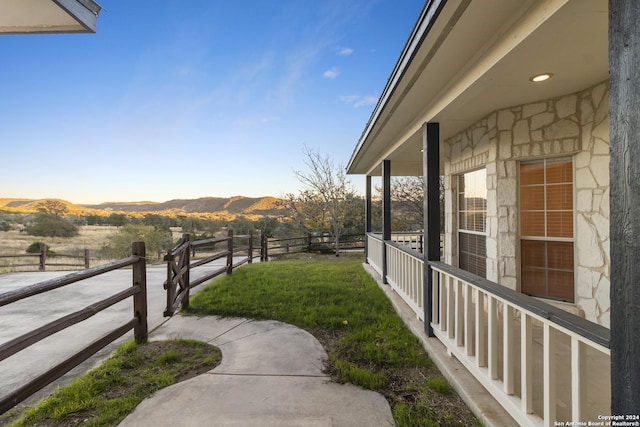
[119, 315, 394, 427]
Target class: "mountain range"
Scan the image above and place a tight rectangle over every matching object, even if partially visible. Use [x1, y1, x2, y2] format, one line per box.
[0, 196, 286, 219]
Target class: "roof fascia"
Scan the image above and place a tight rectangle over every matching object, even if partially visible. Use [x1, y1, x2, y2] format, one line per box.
[346, 0, 447, 174]
[52, 0, 101, 33]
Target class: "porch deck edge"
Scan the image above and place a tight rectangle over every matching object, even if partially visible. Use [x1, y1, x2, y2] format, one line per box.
[362, 262, 517, 427]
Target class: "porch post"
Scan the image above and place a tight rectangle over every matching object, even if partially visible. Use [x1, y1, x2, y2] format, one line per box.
[423, 122, 440, 337]
[382, 160, 391, 284]
[609, 0, 640, 414]
[365, 175, 372, 263]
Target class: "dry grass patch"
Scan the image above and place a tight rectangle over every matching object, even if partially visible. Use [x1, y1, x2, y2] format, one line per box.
[0, 226, 119, 272]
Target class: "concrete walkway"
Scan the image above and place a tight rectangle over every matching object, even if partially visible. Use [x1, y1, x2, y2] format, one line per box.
[119, 315, 395, 427]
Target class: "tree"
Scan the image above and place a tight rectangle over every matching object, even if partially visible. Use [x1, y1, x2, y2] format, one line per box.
[35, 200, 68, 217]
[255, 216, 280, 238]
[228, 216, 255, 235]
[25, 214, 79, 237]
[284, 147, 362, 255]
[375, 175, 444, 232]
[102, 224, 173, 259]
[106, 213, 129, 227]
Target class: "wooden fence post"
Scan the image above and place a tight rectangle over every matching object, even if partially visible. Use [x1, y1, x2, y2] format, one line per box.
[227, 229, 234, 274]
[39, 244, 47, 271]
[131, 241, 148, 344]
[84, 249, 90, 269]
[263, 233, 268, 262]
[182, 233, 191, 311]
[307, 233, 312, 253]
[248, 231, 253, 264]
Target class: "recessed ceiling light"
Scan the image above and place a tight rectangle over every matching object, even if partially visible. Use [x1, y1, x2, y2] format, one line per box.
[530, 73, 553, 82]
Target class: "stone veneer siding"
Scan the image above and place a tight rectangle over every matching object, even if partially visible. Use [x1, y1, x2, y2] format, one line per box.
[443, 81, 610, 327]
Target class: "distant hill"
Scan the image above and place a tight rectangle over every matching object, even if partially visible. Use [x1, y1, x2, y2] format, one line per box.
[0, 196, 286, 218]
[83, 196, 284, 216]
[0, 198, 89, 215]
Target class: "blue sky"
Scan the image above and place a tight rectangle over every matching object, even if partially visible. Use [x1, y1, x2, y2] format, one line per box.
[0, 1, 422, 204]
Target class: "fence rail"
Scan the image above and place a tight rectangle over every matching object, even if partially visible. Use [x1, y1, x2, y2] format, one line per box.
[0, 244, 90, 271]
[265, 233, 364, 257]
[367, 232, 611, 427]
[0, 242, 147, 415]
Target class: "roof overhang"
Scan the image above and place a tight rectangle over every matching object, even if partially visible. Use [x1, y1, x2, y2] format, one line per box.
[347, 0, 609, 176]
[0, 0, 102, 34]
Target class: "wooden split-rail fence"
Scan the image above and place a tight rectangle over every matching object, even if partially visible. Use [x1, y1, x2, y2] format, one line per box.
[0, 230, 366, 415]
[0, 244, 90, 271]
[0, 231, 256, 415]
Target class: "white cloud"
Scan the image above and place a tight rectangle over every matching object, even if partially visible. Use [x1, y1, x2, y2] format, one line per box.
[323, 68, 339, 79]
[354, 96, 378, 108]
[339, 95, 360, 103]
[340, 95, 378, 108]
[338, 47, 354, 56]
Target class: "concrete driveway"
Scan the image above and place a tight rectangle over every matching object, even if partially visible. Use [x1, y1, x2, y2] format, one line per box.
[0, 259, 245, 410]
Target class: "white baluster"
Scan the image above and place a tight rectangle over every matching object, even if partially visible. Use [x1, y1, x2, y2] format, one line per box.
[521, 313, 533, 413]
[544, 324, 557, 426]
[503, 305, 515, 395]
[571, 337, 586, 423]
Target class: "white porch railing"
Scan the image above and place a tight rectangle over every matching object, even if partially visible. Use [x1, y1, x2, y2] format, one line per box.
[390, 232, 424, 252]
[367, 235, 611, 427]
[385, 242, 424, 321]
[366, 234, 384, 277]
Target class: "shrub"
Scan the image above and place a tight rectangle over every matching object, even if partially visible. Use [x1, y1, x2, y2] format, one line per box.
[102, 224, 173, 259]
[24, 214, 79, 238]
[26, 242, 46, 254]
[0, 212, 12, 231]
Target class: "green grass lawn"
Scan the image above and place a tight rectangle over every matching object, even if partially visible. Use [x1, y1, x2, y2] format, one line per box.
[5, 340, 221, 427]
[187, 254, 478, 426]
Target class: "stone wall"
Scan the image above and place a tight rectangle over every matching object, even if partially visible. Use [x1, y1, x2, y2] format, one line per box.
[442, 81, 610, 327]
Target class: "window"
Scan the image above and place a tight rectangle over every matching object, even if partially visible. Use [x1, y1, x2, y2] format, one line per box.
[520, 158, 574, 301]
[458, 169, 487, 277]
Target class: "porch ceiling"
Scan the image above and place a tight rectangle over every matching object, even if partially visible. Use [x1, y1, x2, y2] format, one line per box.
[0, 0, 101, 34]
[347, 0, 609, 177]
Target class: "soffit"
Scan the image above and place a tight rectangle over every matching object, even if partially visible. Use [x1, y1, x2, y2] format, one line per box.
[0, 0, 101, 34]
[349, 0, 609, 176]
